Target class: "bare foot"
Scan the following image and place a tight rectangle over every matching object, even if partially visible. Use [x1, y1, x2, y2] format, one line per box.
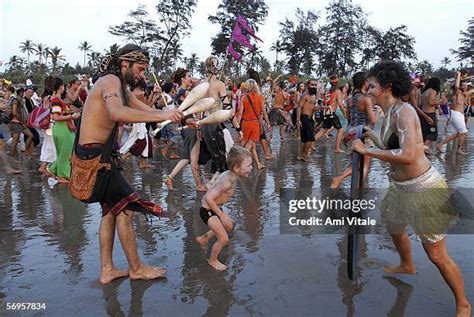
[456, 149, 466, 155]
[139, 164, 154, 169]
[311, 145, 317, 151]
[265, 155, 273, 160]
[383, 264, 416, 275]
[334, 149, 345, 154]
[130, 265, 166, 281]
[169, 154, 180, 159]
[99, 267, 129, 285]
[456, 303, 471, 317]
[436, 143, 445, 153]
[208, 259, 227, 271]
[195, 236, 208, 250]
[257, 164, 266, 170]
[330, 176, 343, 189]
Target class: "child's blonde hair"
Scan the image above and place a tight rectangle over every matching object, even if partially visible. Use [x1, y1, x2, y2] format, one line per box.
[226, 145, 251, 171]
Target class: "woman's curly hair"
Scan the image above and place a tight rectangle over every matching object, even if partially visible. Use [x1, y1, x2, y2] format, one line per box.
[367, 61, 412, 98]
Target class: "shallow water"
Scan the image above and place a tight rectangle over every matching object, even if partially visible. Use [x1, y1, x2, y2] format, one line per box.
[0, 120, 473, 316]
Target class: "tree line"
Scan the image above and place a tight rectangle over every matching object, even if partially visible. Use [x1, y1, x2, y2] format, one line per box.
[1, 0, 472, 86]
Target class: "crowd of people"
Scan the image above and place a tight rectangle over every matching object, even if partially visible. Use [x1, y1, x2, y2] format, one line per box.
[0, 44, 472, 316]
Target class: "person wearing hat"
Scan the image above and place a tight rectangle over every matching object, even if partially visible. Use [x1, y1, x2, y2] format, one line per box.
[313, 75, 346, 153]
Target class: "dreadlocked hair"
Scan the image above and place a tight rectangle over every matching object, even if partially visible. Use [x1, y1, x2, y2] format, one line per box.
[93, 44, 150, 107]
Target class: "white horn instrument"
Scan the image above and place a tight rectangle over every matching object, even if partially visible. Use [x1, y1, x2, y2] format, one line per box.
[178, 110, 234, 131]
[152, 82, 210, 136]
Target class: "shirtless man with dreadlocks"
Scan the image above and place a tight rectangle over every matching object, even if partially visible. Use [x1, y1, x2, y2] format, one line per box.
[72, 44, 183, 284]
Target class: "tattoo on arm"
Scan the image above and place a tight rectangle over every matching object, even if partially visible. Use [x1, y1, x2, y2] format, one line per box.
[103, 92, 120, 102]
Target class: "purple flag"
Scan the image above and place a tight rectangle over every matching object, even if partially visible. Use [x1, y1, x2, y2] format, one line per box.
[237, 15, 263, 42]
[232, 24, 254, 50]
[227, 43, 242, 62]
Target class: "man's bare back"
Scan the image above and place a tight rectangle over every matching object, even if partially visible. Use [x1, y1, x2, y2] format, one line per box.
[328, 89, 343, 113]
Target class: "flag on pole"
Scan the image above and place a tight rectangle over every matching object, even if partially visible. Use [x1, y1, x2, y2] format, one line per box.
[226, 15, 262, 62]
[231, 24, 254, 50]
[237, 15, 263, 42]
[227, 43, 242, 62]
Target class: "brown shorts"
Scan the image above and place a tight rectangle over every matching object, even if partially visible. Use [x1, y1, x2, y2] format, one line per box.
[9, 122, 24, 134]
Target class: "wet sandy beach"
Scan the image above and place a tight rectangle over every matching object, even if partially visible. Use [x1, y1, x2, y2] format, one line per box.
[0, 120, 473, 316]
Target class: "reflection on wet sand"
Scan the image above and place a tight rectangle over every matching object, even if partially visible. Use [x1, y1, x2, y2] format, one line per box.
[0, 127, 472, 316]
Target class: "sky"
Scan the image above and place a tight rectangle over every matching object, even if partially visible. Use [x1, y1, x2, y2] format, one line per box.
[0, 0, 472, 74]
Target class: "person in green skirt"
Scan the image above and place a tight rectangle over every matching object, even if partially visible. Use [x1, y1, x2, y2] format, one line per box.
[47, 77, 81, 183]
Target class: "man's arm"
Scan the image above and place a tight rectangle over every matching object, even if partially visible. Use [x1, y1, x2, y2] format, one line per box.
[127, 89, 156, 112]
[101, 76, 182, 123]
[455, 71, 461, 92]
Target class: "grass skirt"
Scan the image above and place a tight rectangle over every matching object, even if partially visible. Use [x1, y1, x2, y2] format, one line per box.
[380, 166, 458, 243]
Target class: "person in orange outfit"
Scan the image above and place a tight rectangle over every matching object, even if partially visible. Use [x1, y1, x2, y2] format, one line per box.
[237, 79, 269, 169]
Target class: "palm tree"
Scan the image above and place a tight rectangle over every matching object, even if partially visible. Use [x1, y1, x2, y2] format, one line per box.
[104, 43, 120, 55]
[78, 41, 92, 67]
[184, 53, 199, 75]
[170, 43, 183, 71]
[87, 51, 102, 68]
[417, 60, 433, 75]
[19, 40, 36, 64]
[44, 46, 52, 68]
[49, 47, 65, 72]
[35, 43, 46, 64]
[441, 57, 451, 69]
[270, 40, 282, 63]
[6, 55, 25, 70]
